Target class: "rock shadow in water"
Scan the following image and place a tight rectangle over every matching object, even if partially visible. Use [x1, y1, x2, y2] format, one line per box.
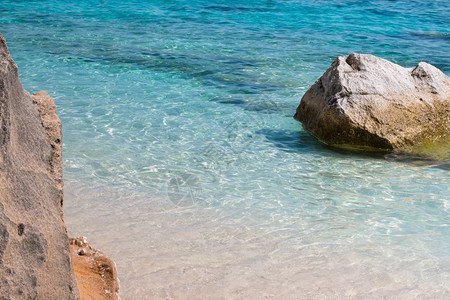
[385, 152, 450, 171]
[261, 128, 449, 171]
[210, 96, 282, 114]
[258, 128, 393, 160]
[256, 128, 326, 154]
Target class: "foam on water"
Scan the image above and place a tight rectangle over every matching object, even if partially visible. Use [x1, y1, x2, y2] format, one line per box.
[1, 0, 449, 298]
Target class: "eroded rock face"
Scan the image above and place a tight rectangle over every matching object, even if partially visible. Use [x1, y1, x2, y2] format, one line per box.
[70, 237, 120, 300]
[0, 33, 79, 299]
[294, 53, 450, 151]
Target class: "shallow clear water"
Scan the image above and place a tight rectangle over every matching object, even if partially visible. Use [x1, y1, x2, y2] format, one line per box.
[1, 0, 449, 298]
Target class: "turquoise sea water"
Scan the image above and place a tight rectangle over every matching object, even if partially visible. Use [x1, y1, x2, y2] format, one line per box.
[1, 0, 449, 298]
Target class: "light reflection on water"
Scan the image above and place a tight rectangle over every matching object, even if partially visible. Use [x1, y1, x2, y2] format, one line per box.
[1, 0, 449, 298]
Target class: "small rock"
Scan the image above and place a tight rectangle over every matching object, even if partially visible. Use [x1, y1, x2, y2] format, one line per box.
[69, 237, 120, 300]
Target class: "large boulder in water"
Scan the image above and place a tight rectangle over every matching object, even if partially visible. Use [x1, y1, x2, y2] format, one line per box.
[0, 33, 79, 298]
[294, 53, 450, 151]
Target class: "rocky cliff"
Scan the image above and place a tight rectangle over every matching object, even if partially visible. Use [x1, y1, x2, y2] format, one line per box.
[0, 33, 79, 298]
[294, 53, 450, 151]
[0, 32, 120, 300]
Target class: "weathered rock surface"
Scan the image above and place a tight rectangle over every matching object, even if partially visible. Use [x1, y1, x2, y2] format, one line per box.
[0, 33, 79, 298]
[294, 53, 450, 151]
[70, 237, 120, 300]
